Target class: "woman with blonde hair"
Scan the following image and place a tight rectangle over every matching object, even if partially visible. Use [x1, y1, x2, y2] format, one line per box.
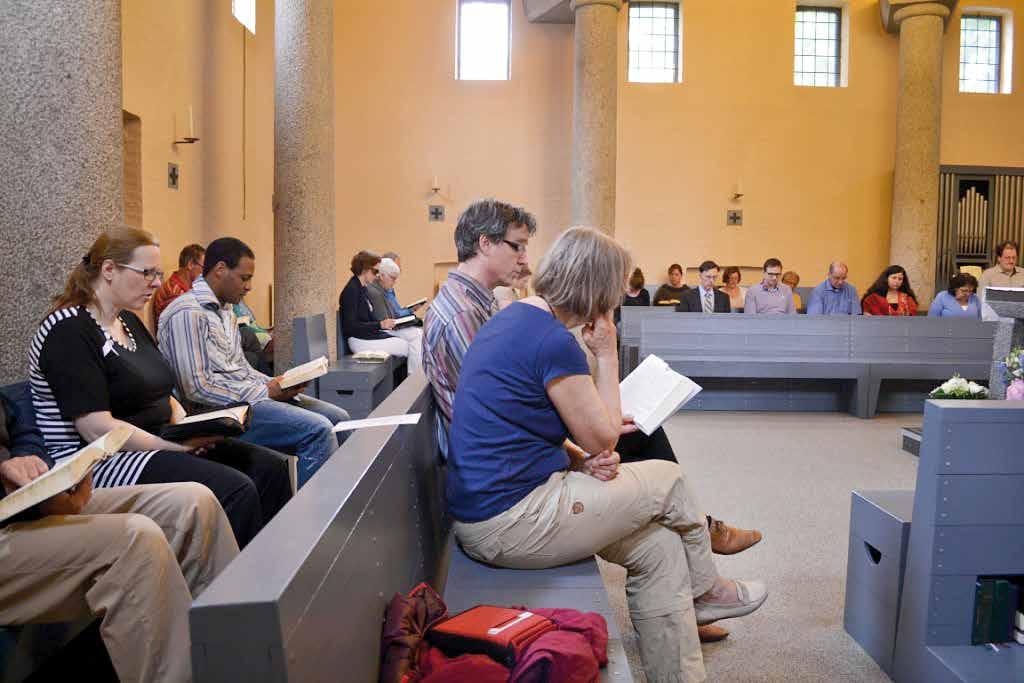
[447, 227, 767, 682]
[28, 225, 292, 547]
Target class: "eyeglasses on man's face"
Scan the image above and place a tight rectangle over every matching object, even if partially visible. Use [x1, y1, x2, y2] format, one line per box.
[501, 239, 527, 255]
[117, 263, 164, 283]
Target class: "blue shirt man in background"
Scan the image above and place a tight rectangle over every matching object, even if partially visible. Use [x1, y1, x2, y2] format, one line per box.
[806, 261, 861, 315]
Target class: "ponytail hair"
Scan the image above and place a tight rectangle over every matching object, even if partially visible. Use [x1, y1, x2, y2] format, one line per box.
[50, 224, 159, 314]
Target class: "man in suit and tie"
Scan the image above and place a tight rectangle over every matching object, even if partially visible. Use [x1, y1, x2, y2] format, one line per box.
[677, 261, 731, 313]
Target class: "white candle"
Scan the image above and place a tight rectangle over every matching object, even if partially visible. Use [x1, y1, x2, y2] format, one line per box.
[432, 175, 439, 190]
[188, 106, 195, 139]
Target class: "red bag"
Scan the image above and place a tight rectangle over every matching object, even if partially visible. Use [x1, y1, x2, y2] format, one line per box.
[426, 605, 556, 668]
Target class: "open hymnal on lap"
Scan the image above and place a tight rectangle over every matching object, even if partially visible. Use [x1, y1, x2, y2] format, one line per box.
[159, 403, 251, 441]
[280, 356, 329, 389]
[620, 355, 702, 435]
[394, 314, 419, 328]
[0, 426, 133, 524]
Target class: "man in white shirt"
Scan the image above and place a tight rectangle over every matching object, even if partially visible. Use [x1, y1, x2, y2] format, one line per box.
[979, 241, 1024, 320]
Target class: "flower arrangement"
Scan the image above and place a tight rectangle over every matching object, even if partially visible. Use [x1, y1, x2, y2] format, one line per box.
[928, 374, 989, 400]
[1001, 346, 1024, 401]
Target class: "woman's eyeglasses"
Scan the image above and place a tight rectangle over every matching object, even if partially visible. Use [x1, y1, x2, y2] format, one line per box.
[117, 263, 164, 283]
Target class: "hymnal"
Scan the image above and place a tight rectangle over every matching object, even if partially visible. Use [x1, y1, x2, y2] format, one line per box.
[394, 314, 419, 329]
[0, 426, 133, 524]
[352, 350, 390, 363]
[160, 403, 251, 441]
[404, 297, 428, 309]
[620, 355, 702, 435]
[279, 356, 328, 389]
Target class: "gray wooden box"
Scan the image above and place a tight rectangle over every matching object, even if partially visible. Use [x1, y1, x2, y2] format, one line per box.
[843, 489, 914, 675]
[317, 359, 393, 419]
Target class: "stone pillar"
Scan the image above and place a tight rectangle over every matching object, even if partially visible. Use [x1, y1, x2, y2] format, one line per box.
[274, 0, 337, 368]
[0, 1, 124, 384]
[570, 0, 622, 234]
[881, 0, 956, 305]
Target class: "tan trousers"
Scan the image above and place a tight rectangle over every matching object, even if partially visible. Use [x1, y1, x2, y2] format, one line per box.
[454, 460, 715, 683]
[0, 483, 239, 683]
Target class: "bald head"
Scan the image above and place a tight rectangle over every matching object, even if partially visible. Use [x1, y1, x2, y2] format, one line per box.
[827, 261, 849, 288]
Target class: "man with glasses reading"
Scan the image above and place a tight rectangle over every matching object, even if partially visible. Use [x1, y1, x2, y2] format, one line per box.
[744, 258, 796, 315]
[677, 261, 731, 313]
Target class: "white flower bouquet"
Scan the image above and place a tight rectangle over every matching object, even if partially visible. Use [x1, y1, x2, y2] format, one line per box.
[928, 374, 989, 400]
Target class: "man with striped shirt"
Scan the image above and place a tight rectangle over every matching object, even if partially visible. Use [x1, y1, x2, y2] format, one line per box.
[159, 238, 349, 487]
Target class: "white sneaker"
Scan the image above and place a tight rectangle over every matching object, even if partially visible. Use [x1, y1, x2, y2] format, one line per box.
[694, 579, 768, 625]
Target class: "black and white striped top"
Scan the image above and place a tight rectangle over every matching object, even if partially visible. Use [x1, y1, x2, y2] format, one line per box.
[29, 306, 176, 488]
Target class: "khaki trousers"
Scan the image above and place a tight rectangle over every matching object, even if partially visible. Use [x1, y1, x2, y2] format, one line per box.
[454, 460, 715, 683]
[0, 483, 239, 683]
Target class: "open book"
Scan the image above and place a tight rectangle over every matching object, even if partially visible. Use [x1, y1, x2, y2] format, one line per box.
[404, 297, 428, 310]
[352, 350, 390, 363]
[159, 403, 251, 441]
[280, 356, 328, 389]
[0, 426, 133, 524]
[394, 314, 420, 329]
[620, 355, 702, 435]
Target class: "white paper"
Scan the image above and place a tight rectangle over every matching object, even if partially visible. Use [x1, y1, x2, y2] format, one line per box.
[332, 413, 422, 432]
[620, 355, 702, 435]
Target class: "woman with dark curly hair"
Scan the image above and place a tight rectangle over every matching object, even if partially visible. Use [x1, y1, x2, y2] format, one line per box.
[928, 272, 981, 318]
[861, 265, 918, 316]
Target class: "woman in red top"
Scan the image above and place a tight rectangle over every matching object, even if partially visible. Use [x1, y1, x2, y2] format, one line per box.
[861, 265, 918, 316]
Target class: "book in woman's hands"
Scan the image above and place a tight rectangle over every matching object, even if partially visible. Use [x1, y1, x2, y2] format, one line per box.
[279, 356, 329, 389]
[0, 426, 133, 524]
[394, 314, 420, 329]
[159, 403, 251, 441]
[620, 355, 702, 435]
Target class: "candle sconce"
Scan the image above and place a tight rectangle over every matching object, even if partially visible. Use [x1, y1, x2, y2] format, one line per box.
[174, 107, 201, 145]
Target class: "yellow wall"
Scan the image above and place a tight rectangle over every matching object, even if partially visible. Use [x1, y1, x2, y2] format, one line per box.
[121, 0, 275, 323]
[124, 0, 1023, 310]
[334, 0, 574, 303]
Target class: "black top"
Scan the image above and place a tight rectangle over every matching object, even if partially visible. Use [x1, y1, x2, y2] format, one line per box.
[37, 308, 174, 435]
[339, 276, 389, 340]
[622, 290, 651, 307]
[652, 284, 689, 305]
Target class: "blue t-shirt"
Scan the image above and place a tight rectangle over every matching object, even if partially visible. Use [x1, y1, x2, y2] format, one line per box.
[447, 302, 591, 523]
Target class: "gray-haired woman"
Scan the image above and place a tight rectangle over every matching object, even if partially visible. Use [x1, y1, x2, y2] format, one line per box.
[447, 227, 767, 682]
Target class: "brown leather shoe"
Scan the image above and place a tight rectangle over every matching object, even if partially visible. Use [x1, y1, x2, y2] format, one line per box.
[708, 517, 763, 555]
[698, 624, 730, 643]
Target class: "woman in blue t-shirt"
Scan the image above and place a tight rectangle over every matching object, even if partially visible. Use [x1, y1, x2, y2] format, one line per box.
[928, 272, 981, 318]
[448, 227, 767, 682]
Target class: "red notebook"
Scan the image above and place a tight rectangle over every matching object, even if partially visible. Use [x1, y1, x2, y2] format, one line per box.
[426, 605, 556, 667]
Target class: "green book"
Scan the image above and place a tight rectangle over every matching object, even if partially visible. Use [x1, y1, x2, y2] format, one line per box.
[972, 579, 995, 645]
[990, 580, 1018, 643]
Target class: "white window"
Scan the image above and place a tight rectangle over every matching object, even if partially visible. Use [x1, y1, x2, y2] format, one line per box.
[232, 0, 255, 35]
[959, 11, 1014, 94]
[794, 6, 841, 87]
[457, 0, 511, 81]
[627, 2, 682, 84]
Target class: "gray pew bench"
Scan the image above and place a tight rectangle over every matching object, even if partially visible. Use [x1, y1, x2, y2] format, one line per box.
[627, 312, 996, 418]
[190, 374, 634, 682]
[849, 317, 995, 415]
[293, 312, 397, 419]
[641, 314, 873, 416]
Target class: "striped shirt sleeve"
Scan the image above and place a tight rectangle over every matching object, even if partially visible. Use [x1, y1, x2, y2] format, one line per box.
[161, 307, 269, 406]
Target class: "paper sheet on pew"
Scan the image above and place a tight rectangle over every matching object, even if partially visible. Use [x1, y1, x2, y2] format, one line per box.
[331, 413, 422, 432]
[620, 355, 702, 436]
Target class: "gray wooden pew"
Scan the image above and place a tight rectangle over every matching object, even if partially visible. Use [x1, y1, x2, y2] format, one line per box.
[190, 374, 634, 682]
[849, 317, 995, 415]
[641, 314, 872, 416]
[633, 313, 996, 418]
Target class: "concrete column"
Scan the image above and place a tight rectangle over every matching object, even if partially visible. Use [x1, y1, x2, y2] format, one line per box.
[570, 0, 622, 234]
[0, 1, 124, 384]
[882, 0, 956, 305]
[274, 0, 337, 368]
